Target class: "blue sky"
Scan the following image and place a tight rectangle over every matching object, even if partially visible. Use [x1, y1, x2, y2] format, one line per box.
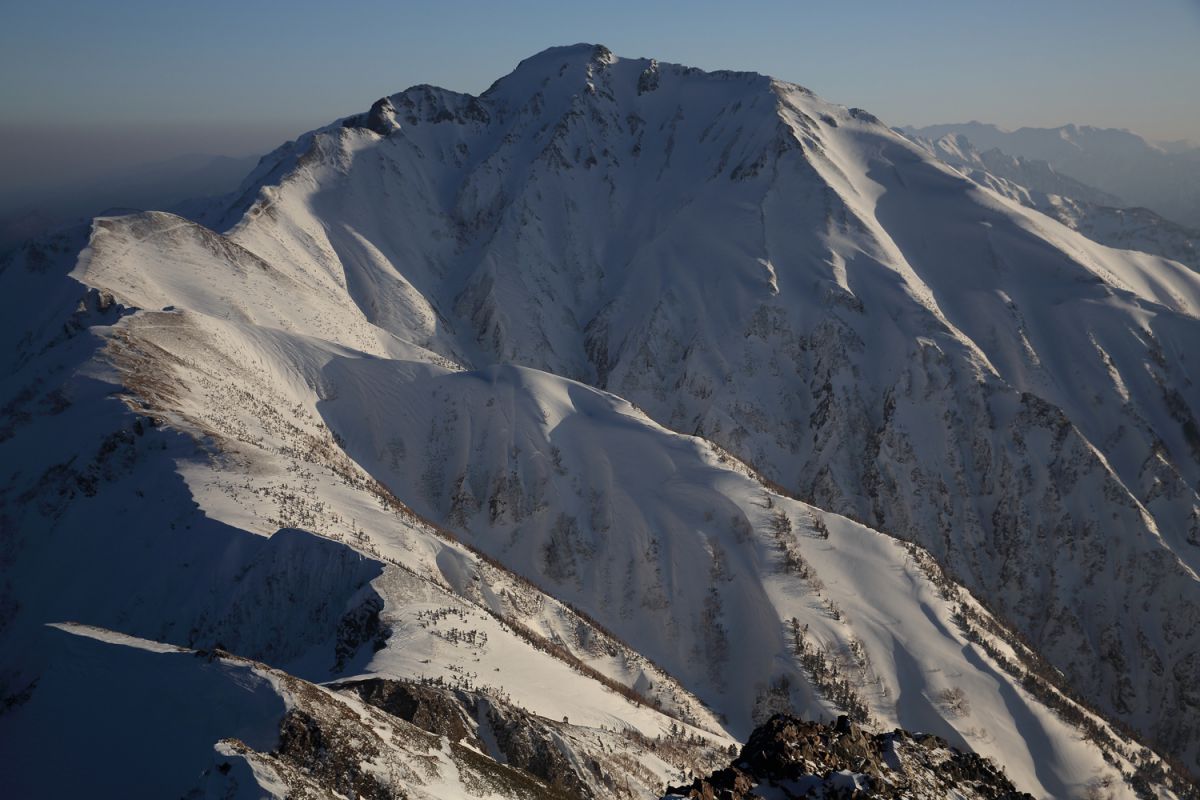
[2, 0, 1198, 189]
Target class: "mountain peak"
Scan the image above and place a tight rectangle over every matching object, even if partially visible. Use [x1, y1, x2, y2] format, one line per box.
[525, 42, 614, 62]
[481, 44, 777, 100]
[482, 42, 620, 94]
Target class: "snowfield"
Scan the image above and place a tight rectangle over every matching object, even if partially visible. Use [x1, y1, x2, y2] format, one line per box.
[1, 44, 1197, 798]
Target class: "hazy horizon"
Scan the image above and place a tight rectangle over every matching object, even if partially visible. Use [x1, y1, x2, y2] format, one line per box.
[3, 0, 1198, 210]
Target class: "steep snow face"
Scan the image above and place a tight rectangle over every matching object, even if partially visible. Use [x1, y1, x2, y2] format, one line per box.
[190, 44, 1200, 768]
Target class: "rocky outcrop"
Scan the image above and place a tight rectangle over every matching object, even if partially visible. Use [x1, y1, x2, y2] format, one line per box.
[274, 707, 395, 800]
[665, 714, 1033, 800]
[336, 677, 630, 800]
[342, 96, 400, 136]
[336, 677, 478, 743]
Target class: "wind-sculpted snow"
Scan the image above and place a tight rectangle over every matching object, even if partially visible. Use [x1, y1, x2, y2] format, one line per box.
[1, 44, 1198, 798]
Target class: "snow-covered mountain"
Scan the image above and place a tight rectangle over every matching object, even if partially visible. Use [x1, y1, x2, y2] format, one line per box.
[2, 44, 1198, 798]
[905, 121, 1200, 229]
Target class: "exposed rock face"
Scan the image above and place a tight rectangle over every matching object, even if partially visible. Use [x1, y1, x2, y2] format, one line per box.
[665, 714, 1033, 800]
[337, 677, 635, 800]
[331, 594, 388, 672]
[339, 677, 478, 742]
[222, 669, 585, 800]
[274, 707, 395, 800]
[342, 96, 400, 136]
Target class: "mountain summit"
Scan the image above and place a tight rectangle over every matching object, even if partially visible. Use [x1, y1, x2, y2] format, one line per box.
[1, 46, 1197, 798]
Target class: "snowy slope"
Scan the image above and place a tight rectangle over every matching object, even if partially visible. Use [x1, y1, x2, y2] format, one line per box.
[0, 228, 1173, 795]
[0, 214, 1185, 798]
[318, 356, 1176, 797]
[0, 220, 731, 799]
[1, 44, 1198, 798]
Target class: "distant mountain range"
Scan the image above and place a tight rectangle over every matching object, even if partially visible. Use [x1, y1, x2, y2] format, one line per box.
[904, 121, 1200, 229]
[907, 131, 1199, 272]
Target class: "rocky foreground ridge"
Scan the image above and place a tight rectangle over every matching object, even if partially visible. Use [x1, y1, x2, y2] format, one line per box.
[665, 714, 1038, 800]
